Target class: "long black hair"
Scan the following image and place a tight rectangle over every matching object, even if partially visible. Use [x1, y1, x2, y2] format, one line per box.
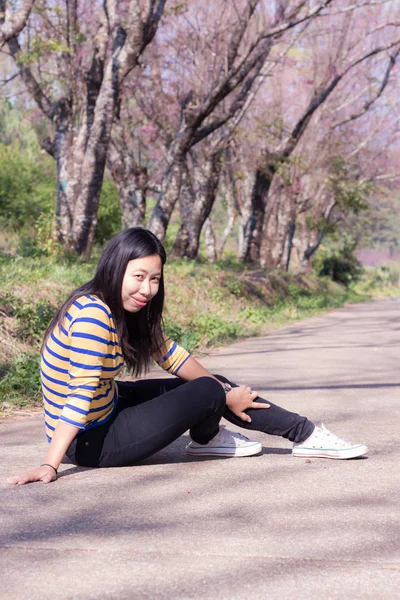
[42, 228, 167, 376]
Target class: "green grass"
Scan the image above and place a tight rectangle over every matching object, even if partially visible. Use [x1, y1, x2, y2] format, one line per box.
[1, 248, 399, 415]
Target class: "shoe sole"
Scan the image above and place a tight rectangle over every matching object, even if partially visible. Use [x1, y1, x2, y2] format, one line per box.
[292, 445, 369, 459]
[185, 443, 262, 457]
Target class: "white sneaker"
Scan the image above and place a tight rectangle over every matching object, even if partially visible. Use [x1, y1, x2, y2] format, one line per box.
[292, 424, 368, 460]
[185, 425, 262, 457]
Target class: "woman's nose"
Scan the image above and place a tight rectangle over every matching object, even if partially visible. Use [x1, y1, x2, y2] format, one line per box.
[140, 278, 151, 296]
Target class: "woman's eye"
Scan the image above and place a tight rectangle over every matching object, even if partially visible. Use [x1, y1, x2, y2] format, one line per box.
[152, 277, 160, 283]
[135, 274, 144, 280]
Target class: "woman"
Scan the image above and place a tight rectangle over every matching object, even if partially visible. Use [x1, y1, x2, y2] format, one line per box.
[8, 228, 368, 485]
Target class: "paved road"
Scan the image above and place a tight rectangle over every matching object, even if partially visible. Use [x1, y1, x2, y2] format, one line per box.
[1, 299, 400, 599]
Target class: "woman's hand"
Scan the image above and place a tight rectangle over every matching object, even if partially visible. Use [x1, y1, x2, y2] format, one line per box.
[225, 385, 270, 423]
[7, 465, 57, 486]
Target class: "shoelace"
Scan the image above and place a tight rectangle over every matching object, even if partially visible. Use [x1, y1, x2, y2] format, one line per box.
[216, 426, 250, 444]
[317, 424, 352, 447]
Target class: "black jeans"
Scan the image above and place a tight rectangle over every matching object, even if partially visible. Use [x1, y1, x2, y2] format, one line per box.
[66, 376, 314, 467]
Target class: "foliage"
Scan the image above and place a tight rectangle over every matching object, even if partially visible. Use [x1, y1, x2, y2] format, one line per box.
[0, 244, 376, 412]
[0, 142, 55, 230]
[95, 179, 123, 244]
[14, 300, 56, 343]
[328, 158, 371, 216]
[0, 353, 42, 408]
[0, 292, 56, 344]
[314, 235, 363, 288]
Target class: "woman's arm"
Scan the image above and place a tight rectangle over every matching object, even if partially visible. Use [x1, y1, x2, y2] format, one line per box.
[8, 298, 119, 485]
[176, 355, 269, 423]
[7, 421, 79, 485]
[175, 355, 222, 383]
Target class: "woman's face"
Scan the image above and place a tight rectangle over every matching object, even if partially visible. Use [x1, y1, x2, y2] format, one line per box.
[121, 254, 162, 312]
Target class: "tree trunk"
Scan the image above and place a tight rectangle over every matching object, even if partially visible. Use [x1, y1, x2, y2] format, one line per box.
[108, 142, 148, 228]
[0, 0, 35, 49]
[204, 218, 217, 263]
[218, 148, 238, 259]
[234, 169, 254, 261]
[171, 151, 222, 260]
[148, 160, 185, 240]
[43, 99, 74, 244]
[244, 166, 275, 264]
[295, 196, 337, 273]
[7, 0, 166, 256]
[259, 182, 296, 269]
[119, 184, 147, 228]
[285, 217, 296, 272]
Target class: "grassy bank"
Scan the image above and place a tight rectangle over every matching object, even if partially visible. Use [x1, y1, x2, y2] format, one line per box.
[1, 250, 399, 416]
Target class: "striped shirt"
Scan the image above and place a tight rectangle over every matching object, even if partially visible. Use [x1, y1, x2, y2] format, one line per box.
[41, 294, 190, 442]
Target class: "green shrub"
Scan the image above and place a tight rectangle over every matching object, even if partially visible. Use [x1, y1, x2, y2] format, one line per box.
[0, 143, 55, 230]
[287, 282, 312, 300]
[314, 237, 363, 288]
[190, 314, 241, 347]
[0, 352, 42, 407]
[15, 301, 55, 343]
[164, 322, 202, 353]
[1, 292, 56, 343]
[239, 305, 270, 324]
[95, 178, 123, 244]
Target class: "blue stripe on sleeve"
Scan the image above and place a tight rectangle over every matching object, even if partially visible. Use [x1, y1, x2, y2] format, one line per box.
[68, 382, 97, 391]
[59, 415, 85, 429]
[172, 354, 190, 375]
[67, 393, 91, 402]
[45, 421, 55, 432]
[68, 360, 101, 371]
[73, 299, 83, 310]
[158, 342, 177, 364]
[65, 403, 89, 416]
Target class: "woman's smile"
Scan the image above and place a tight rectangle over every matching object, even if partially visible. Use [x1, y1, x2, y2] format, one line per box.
[132, 297, 148, 308]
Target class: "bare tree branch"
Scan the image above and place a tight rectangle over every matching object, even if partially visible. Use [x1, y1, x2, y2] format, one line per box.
[333, 47, 400, 128]
[227, 0, 260, 70]
[318, 0, 391, 17]
[0, 71, 18, 86]
[279, 38, 400, 157]
[195, 0, 335, 127]
[0, 0, 35, 49]
[7, 36, 55, 119]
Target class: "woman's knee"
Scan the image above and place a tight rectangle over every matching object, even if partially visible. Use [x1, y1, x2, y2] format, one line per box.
[190, 376, 226, 410]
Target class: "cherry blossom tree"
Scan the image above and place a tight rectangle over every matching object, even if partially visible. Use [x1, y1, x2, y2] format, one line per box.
[5, 0, 166, 256]
[0, 0, 35, 49]
[242, 0, 400, 267]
